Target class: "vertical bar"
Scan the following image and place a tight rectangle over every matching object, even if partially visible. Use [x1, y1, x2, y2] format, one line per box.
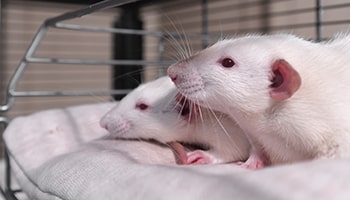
[1, 119, 18, 199]
[112, 4, 143, 100]
[2, 120, 10, 188]
[158, 36, 165, 77]
[5, 148, 12, 191]
[316, 0, 323, 41]
[0, 0, 3, 106]
[260, 0, 270, 34]
[201, 0, 208, 48]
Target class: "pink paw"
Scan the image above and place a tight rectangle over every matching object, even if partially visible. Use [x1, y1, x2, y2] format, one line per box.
[235, 151, 267, 170]
[186, 150, 213, 165]
[167, 142, 215, 165]
[235, 160, 264, 170]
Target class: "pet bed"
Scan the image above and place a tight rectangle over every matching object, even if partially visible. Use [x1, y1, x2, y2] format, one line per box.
[3, 102, 350, 200]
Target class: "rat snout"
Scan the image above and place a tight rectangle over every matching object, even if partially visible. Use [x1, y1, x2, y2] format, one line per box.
[168, 60, 194, 84]
[100, 112, 131, 137]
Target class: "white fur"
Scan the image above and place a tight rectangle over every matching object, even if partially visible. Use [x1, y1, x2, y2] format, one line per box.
[168, 33, 350, 165]
[100, 76, 250, 164]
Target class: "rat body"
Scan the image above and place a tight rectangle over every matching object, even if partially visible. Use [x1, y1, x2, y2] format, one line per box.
[168, 33, 350, 169]
[100, 76, 250, 165]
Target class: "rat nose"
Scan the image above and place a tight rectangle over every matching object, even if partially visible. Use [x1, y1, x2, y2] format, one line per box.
[169, 74, 177, 82]
[100, 122, 108, 131]
[100, 116, 110, 130]
[167, 66, 178, 83]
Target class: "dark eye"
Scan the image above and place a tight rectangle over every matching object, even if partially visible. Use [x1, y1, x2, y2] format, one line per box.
[136, 103, 149, 111]
[221, 58, 235, 68]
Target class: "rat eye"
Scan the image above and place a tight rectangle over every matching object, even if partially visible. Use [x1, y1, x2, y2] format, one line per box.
[221, 58, 235, 68]
[136, 103, 149, 111]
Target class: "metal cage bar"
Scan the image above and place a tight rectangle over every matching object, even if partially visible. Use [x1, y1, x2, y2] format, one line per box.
[0, 118, 19, 200]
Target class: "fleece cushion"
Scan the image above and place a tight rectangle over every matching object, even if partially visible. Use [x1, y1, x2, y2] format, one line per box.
[3, 102, 350, 200]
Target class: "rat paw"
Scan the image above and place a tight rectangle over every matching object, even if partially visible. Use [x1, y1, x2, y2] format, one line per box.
[235, 160, 264, 170]
[168, 142, 220, 165]
[235, 152, 266, 170]
[186, 150, 215, 165]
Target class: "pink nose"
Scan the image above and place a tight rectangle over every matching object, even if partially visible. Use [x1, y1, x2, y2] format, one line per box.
[169, 74, 177, 82]
[102, 123, 109, 130]
[100, 119, 109, 130]
[167, 66, 178, 83]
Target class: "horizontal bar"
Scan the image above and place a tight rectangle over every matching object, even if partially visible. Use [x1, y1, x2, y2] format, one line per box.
[54, 23, 164, 37]
[0, 116, 9, 124]
[45, 0, 140, 26]
[53, 23, 215, 41]
[25, 57, 175, 66]
[322, 19, 350, 26]
[209, 7, 315, 26]
[209, 2, 350, 26]
[10, 90, 132, 97]
[228, 22, 320, 33]
[322, 2, 350, 10]
[208, 0, 289, 13]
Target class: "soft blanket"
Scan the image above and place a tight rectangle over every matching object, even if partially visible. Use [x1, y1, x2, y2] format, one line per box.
[3, 103, 350, 200]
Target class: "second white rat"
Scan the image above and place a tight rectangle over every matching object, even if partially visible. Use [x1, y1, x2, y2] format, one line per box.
[100, 76, 250, 165]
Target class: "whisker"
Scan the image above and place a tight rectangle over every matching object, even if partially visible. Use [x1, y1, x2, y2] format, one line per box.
[219, 22, 224, 41]
[164, 16, 190, 60]
[194, 99, 206, 142]
[162, 18, 187, 61]
[191, 99, 199, 123]
[184, 98, 193, 123]
[175, 94, 186, 121]
[162, 23, 185, 59]
[178, 22, 192, 59]
[162, 90, 179, 114]
[163, 31, 185, 61]
[82, 92, 115, 104]
[171, 97, 181, 113]
[111, 66, 159, 84]
[197, 100, 204, 124]
[165, 49, 183, 62]
[203, 97, 233, 143]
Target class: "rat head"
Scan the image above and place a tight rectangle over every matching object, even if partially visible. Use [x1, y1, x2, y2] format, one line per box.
[100, 76, 197, 142]
[168, 34, 303, 114]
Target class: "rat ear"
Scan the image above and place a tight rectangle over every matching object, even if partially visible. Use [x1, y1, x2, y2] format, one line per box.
[269, 59, 301, 101]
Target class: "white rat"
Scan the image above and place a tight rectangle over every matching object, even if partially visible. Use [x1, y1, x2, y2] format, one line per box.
[168, 33, 350, 169]
[100, 76, 250, 165]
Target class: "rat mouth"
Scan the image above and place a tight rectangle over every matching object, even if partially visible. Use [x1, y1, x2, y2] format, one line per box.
[176, 93, 199, 123]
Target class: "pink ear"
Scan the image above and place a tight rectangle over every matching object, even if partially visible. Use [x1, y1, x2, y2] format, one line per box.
[269, 59, 301, 101]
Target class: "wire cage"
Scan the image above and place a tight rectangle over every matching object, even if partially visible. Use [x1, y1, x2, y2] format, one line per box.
[1, 0, 350, 199]
[0, 0, 213, 199]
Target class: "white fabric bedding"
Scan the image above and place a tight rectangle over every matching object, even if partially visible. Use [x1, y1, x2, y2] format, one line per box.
[3, 102, 350, 200]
